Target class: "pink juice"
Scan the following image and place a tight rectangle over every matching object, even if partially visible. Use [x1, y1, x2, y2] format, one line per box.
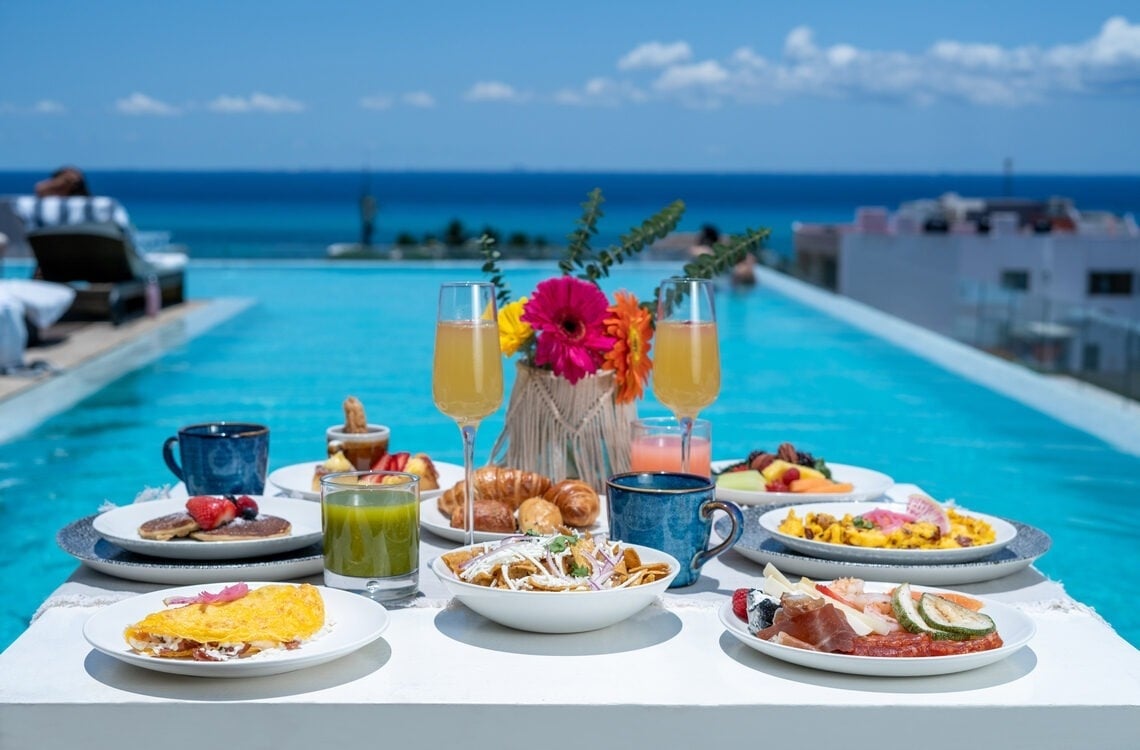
[630, 435, 712, 477]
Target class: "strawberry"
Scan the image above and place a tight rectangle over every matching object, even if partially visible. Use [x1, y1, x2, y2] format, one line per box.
[370, 451, 409, 472]
[732, 588, 750, 622]
[185, 496, 237, 530]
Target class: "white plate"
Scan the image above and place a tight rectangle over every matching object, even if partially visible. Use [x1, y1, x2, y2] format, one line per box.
[431, 541, 678, 633]
[91, 497, 322, 561]
[57, 516, 323, 584]
[419, 494, 608, 543]
[713, 460, 894, 505]
[268, 460, 466, 501]
[83, 582, 389, 678]
[716, 505, 1050, 586]
[758, 501, 1018, 565]
[718, 584, 1035, 676]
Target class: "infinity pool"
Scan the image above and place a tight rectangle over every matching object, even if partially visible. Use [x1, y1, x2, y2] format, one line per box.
[2, 262, 1138, 650]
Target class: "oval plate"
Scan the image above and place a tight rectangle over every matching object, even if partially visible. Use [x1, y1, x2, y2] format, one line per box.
[718, 584, 1035, 677]
[83, 582, 389, 678]
[758, 501, 1018, 565]
[713, 460, 893, 506]
[419, 494, 608, 544]
[268, 460, 465, 501]
[91, 496, 322, 561]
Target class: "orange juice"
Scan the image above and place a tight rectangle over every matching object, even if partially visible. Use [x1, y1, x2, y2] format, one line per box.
[433, 320, 503, 424]
[630, 434, 713, 477]
[652, 320, 720, 418]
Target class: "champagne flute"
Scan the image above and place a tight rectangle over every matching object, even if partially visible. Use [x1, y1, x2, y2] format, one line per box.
[652, 278, 720, 474]
[432, 282, 504, 546]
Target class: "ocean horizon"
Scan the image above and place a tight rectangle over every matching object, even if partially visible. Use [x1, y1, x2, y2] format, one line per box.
[2, 170, 1138, 260]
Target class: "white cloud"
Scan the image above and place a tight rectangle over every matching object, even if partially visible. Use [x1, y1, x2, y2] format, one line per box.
[465, 81, 525, 102]
[32, 100, 66, 114]
[208, 92, 304, 114]
[402, 91, 436, 108]
[618, 41, 692, 70]
[360, 94, 393, 110]
[554, 77, 646, 106]
[654, 61, 729, 91]
[116, 92, 180, 116]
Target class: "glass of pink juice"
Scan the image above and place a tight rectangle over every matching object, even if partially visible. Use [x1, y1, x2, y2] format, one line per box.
[630, 417, 712, 477]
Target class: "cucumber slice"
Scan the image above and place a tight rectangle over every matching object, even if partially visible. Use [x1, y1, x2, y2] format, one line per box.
[918, 594, 996, 638]
[891, 583, 949, 638]
[715, 470, 764, 491]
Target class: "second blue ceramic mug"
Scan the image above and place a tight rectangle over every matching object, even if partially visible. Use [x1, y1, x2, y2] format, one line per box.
[162, 422, 269, 495]
[605, 471, 744, 587]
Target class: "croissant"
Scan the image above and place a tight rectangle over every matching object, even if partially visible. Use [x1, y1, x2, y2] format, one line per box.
[449, 499, 516, 534]
[543, 479, 600, 528]
[437, 466, 554, 517]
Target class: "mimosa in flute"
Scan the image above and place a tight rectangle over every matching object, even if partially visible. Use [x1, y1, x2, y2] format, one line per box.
[432, 283, 504, 545]
[652, 278, 720, 474]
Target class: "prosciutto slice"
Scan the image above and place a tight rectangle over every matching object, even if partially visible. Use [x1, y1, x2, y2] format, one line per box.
[757, 599, 859, 653]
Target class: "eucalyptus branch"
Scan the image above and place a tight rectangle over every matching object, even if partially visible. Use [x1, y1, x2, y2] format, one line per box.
[578, 200, 686, 283]
[559, 188, 605, 276]
[478, 234, 512, 309]
[649, 227, 771, 317]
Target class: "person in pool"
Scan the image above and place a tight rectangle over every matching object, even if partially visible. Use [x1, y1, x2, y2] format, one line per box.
[34, 165, 90, 198]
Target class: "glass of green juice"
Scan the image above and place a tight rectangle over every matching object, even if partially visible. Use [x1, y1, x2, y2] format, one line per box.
[320, 470, 420, 602]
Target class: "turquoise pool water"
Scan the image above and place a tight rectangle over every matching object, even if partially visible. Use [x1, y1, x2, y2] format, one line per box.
[2, 262, 1138, 651]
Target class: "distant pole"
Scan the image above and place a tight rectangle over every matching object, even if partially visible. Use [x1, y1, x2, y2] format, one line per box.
[1003, 157, 1013, 197]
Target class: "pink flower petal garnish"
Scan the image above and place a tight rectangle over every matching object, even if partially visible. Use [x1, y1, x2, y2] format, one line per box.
[163, 582, 250, 607]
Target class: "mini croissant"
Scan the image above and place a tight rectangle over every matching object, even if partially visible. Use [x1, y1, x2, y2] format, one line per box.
[543, 479, 600, 528]
[437, 466, 553, 517]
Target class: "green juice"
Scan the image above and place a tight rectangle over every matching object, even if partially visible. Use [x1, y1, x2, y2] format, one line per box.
[322, 489, 419, 578]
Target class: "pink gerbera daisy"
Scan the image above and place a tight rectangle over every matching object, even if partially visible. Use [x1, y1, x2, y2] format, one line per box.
[522, 276, 616, 384]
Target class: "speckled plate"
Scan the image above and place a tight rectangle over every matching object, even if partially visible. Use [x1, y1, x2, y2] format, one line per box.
[715, 503, 1051, 586]
[57, 515, 323, 585]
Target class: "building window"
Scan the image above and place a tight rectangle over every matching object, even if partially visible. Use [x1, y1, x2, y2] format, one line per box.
[1000, 270, 1030, 291]
[1087, 272, 1134, 296]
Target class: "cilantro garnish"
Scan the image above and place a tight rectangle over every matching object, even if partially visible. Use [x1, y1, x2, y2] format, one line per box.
[570, 564, 589, 577]
[545, 534, 577, 554]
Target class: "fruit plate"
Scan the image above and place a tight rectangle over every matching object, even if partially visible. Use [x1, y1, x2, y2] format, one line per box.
[713, 460, 893, 505]
[717, 584, 1035, 677]
[268, 460, 465, 502]
[758, 501, 1018, 565]
[83, 582, 389, 678]
[419, 494, 608, 544]
[431, 541, 678, 633]
[90, 496, 322, 561]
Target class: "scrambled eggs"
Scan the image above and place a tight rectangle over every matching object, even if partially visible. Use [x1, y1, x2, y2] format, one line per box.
[778, 509, 996, 549]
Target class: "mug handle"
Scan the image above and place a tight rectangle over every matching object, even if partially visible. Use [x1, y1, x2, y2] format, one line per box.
[694, 499, 744, 570]
[162, 436, 184, 481]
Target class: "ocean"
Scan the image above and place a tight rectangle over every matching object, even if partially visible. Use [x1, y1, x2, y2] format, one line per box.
[2, 170, 1138, 260]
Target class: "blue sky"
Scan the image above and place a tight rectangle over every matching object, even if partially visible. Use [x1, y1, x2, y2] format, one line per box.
[2, 1, 1139, 173]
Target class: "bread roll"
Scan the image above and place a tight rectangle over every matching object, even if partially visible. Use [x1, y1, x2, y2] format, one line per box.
[543, 479, 600, 527]
[517, 497, 563, 535]
[438, 466, 553, 516]
[449, 499, 516, 534]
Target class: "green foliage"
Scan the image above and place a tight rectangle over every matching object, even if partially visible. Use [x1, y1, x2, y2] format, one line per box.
[479, 234, 512, 309]
[649, 227, 771, 317]
[559, 189, 685, 283]
[444, 219, 467, 247]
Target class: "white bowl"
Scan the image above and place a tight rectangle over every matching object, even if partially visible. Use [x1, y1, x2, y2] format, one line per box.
[431, 541, 679, 633]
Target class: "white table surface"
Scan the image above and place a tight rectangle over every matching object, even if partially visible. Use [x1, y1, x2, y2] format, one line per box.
[2, 486, 1139, 750]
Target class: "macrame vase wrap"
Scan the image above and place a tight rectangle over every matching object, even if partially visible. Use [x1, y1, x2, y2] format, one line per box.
[490, 362, 636, 492]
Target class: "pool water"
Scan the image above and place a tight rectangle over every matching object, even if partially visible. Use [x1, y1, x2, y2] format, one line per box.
[2, 262, 1138, 650]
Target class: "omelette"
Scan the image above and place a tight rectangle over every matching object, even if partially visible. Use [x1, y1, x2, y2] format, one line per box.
[124, 584, 325, 661]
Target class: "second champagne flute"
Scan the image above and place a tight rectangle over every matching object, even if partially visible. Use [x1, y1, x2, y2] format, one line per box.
[652, 277, 720, 474]
[432, 282, 504, 546]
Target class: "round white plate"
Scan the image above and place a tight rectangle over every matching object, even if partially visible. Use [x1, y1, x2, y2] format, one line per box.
[419, 494, 608, 544]
[91, 496, 322, 561]
[58, 515, 324, 584]
[83, 582, 389, 678]
[431, 541, 678, 633]
[758, 501, 1018, 565]
[713, 460, 894, 505]
[268, 460, 466, 501]
[718, 584, 1035, 676]
[716, 505, 1050, 586]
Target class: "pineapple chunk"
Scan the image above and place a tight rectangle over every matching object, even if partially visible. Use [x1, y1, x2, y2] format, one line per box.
[312, 450, 355, 491]
[760, 459, 795, 482]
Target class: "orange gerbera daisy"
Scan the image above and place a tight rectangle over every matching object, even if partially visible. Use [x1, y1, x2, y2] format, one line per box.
[602, 290, 653, 404]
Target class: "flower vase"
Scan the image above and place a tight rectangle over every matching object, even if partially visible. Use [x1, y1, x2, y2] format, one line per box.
[489, 362, 636, 492]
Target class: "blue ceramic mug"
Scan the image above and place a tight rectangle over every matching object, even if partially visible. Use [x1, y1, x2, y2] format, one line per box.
[605, 471, 744, 587]
[162, 422, 269, 495]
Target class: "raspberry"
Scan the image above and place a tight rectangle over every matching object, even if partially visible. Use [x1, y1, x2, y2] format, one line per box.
[782, 467, 800, 483]
[732, 588, 750, 621]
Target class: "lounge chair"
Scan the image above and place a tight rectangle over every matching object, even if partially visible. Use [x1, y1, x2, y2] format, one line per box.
[26, 222, 186, 325]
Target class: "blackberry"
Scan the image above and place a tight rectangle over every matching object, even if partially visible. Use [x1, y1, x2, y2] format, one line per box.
[796, 450, 816, 467]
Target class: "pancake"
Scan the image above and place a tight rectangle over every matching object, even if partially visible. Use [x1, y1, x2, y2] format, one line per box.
[123, 583, 325, 660]
[138, 513, 200, 541]
[189, 515, 292, 541]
